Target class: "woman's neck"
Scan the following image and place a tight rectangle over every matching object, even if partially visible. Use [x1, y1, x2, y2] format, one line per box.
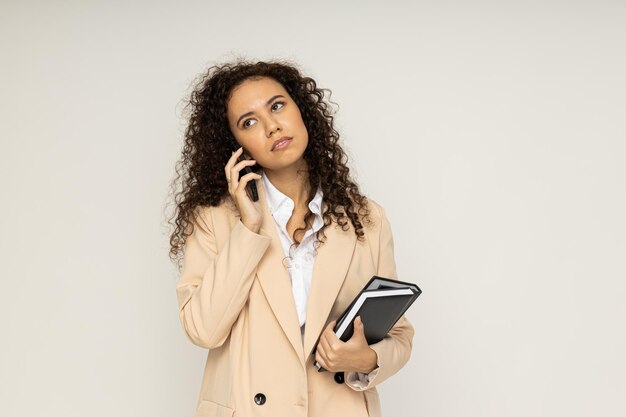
[264, 161, 311, 209]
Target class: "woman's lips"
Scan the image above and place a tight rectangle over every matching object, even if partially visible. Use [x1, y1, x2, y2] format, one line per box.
[272, 137, 292, 151]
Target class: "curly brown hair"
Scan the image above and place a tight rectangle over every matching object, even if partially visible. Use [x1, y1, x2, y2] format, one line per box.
[166, 58, 372, 269]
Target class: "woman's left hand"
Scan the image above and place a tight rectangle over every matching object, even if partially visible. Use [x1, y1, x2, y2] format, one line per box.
[314, 316, 378, 374]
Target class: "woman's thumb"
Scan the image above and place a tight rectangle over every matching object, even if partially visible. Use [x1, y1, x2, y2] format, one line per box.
[355, 316, 364, 330]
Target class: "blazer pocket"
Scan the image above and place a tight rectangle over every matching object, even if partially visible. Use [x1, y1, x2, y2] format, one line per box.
[195, 399, 235, 417]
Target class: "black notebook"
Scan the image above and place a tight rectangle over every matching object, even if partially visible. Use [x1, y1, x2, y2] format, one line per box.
[313, 275, 421, 372]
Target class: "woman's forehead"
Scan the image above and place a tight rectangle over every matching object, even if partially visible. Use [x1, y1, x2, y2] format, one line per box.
[227, 77, 289, 114]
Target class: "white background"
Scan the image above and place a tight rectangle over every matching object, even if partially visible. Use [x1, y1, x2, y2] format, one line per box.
[1, 1, 624, 416]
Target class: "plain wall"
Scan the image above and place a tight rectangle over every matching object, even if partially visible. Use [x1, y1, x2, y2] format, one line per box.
[1, 1, 624, 416]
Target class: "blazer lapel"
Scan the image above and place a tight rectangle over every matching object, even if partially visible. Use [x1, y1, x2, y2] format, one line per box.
[302, 218, 356, 360]
[255, 179, 306, 366]
[253, 178, 357, 367]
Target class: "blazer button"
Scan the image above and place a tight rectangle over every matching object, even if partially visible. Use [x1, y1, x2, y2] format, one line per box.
[334, 372, 345, 384]
[254, 393, 266, 405]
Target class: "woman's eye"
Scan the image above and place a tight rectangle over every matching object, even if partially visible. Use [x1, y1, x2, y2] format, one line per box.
[242, 102, 283, 128]
[272, 101, 285, 111]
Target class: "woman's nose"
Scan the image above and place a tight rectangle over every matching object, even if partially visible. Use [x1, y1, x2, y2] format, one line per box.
[264, 115, 281, 137]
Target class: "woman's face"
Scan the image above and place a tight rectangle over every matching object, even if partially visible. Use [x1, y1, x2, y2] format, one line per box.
[226, 76, 309, 171]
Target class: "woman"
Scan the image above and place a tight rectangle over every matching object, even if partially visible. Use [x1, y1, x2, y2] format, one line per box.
[167, 59, 414, 417]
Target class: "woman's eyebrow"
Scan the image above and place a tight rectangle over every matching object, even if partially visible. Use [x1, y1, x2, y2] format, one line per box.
[236, 94, 285, 126]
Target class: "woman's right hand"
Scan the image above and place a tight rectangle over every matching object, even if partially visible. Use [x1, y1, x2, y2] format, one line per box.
[225, 146, 263, 233]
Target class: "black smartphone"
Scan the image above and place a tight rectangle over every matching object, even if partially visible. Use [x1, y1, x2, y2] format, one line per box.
[232, 142, 260, 202]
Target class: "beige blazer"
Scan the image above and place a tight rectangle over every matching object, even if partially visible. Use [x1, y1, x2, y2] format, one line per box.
[176, 179, 414, 417]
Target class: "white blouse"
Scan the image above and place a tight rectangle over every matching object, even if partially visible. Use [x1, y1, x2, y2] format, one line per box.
[261, 171, 324, 334]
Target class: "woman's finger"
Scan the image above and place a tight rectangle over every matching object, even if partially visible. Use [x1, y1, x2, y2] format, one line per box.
[323, 321, 339, 344]
[318, 333, 334, 363]
[225, 146, 243, 179]
[223, 145, 263, 232]
[225, 148, 246, 188]
[315, 347, 328, 370]
[229, 159, 257, 189]
[320, 338, 336, 369]
[234, 171, 261, 197]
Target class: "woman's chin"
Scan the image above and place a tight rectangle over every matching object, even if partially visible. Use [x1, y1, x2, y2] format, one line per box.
[263, 155, 307, 172]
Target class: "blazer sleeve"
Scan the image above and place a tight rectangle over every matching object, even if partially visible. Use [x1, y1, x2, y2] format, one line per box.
[175, 206, 272, 349]
[345, 205, 415, 391]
